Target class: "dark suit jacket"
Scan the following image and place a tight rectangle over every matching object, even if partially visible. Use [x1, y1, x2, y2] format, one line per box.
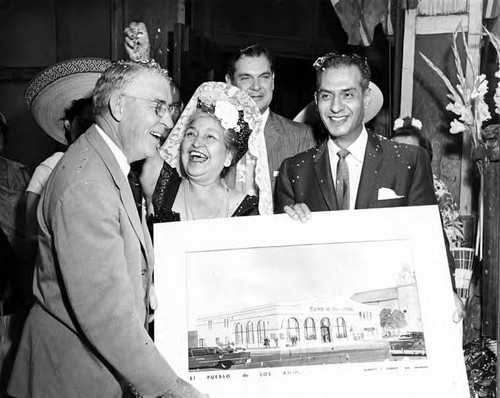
[8, 127, 176, 397]
[274, 131, 436, 212]
[274, 131, 457, 289]
[265, 111, 316, 192]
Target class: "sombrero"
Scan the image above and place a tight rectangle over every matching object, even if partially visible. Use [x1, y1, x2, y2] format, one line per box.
[293, 81, 384, 125]
[25, 57, 112, 145]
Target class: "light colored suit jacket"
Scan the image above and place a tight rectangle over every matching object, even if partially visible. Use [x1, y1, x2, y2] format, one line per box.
[265, 111, 316, 193]
[8, 126, 176, 397]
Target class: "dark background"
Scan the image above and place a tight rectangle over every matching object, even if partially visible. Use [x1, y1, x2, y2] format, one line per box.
[0, 0, 394, 173]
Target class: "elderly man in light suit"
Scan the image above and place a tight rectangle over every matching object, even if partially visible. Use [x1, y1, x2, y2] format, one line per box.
[8, 60, 205, 398]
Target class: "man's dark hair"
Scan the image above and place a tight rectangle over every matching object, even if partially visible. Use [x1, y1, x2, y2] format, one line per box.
[62, 97, 94, 144]
[313, 53, 371, 91]
[226, 44, 275, 80]
[63, 97, 94, 124]
[391, 125, 433, 162]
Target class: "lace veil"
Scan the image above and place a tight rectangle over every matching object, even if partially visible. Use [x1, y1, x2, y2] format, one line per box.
[158, 81, 272, 215]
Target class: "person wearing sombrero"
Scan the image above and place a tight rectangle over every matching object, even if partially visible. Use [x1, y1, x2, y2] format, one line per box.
[23, 58, 111, 242]
[150, 81, 269, 224]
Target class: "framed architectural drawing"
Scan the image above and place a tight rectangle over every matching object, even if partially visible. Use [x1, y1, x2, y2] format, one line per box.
[154, 205, 469, 398]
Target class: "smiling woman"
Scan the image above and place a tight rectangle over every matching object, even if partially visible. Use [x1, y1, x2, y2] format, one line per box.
[149, 82, 265, 224]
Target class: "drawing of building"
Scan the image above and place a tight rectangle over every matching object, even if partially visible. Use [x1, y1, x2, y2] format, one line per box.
[351, 267, 422, 332]
[191, 296, 382, 349]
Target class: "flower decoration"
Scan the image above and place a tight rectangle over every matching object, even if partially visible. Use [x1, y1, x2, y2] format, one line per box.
[214, 100, 240, 131]
[393, 118, 404, 130]
[393, 116, 422, 131]
[412, 118, 423, 130]
[419, 24, 492, 152]
[195, 97, 252, 163]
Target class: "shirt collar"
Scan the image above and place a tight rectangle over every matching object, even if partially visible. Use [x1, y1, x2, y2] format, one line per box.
[261, 108, 270, 126]
[95, 124, 130, 177]
[328, 125, 368, 162]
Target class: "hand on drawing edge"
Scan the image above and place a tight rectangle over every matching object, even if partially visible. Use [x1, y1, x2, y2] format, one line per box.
[284, 203, 312, 223]
[148, 283, 157, 323]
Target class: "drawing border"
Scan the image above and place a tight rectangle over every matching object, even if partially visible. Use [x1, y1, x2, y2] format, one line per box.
[154, 206, 469, 398]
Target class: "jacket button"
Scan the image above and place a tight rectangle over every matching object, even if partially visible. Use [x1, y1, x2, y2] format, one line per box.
[141, 269, 147, 276]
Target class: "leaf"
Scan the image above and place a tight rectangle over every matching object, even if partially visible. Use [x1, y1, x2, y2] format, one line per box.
[484, 26, 500, 69]
[419, 52, 462, 102]
[458, 24, 477, 82]
[452, 27, 467, 86]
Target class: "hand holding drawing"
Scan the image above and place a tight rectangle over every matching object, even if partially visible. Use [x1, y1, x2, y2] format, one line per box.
[284, 203, 312, 223]
[159, 378, 209, 398]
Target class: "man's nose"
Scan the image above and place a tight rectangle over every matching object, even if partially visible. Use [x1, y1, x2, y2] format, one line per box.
[160, 111, 174, 129]
[250, 77, 261, 91]
[330, 96, 344, 113]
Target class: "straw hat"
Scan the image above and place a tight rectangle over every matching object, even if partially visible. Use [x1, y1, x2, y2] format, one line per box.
[293, 81, 384, 125]
[25, 58, 111, 145]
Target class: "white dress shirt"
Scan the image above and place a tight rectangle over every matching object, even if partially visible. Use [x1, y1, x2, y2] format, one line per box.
[261, 107, 270, 127]
[327, 126, 368, 210]
[95, 124, 130, 177]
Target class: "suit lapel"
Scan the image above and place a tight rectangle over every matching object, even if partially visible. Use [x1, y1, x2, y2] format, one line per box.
[313, 141, 339, 210]
[355, 132, 384, 209]
[264, 111, 280, 151]
[86, 127, 147, 253]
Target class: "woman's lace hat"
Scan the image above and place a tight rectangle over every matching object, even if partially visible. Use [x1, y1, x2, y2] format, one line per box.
[159, 81, 262, 170]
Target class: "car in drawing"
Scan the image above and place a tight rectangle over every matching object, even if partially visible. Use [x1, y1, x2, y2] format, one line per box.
[188, 347, 252, 370]
[389, 332, 426, 356]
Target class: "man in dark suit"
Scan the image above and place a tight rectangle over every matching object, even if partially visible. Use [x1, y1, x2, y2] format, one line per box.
[8, 60, 205, 398]
[274, 52, 463, 321]
[275, 52, 436, 215]
[225, 44, 317, 192]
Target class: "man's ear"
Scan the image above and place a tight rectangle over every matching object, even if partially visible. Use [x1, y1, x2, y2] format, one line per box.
[109, 93, 124, 121]
[314, 91, 318, 107]
[225, 74, 232, 85]
[364, 87, 372, 111]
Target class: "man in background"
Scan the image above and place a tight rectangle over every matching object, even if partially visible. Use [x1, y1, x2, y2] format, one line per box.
[225, 44, 317, 192]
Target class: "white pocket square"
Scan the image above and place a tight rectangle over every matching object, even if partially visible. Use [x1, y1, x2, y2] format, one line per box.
[378, 187, 404, 200]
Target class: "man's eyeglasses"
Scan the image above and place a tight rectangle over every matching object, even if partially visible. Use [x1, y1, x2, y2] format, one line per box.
[167, 101, 182, 114]
[121, 94, 169, 118]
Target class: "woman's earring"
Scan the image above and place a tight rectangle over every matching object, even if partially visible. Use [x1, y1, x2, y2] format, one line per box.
[63, 119, 71, 132]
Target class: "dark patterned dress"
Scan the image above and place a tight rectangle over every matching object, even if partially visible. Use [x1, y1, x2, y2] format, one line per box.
[149, 162, 259, 226]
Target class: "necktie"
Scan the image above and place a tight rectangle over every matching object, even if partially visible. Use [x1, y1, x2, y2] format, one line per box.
[128, 168, 143, 219]
[336, 148, 350, 210]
